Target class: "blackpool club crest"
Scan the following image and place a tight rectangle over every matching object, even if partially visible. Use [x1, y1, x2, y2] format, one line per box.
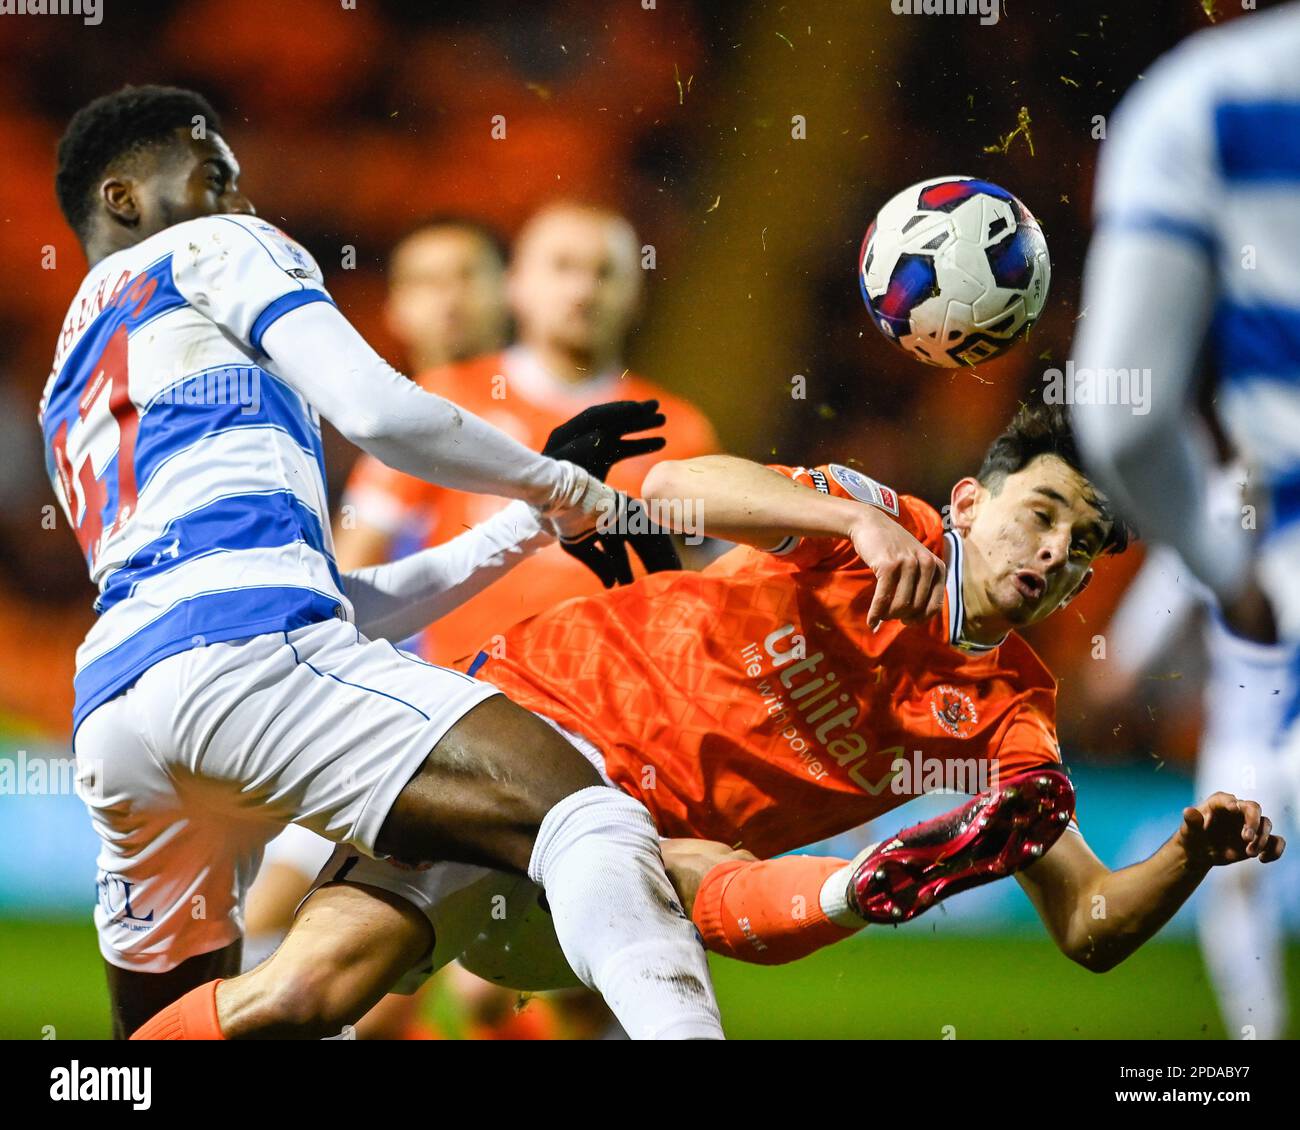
[930, 684, 978, 738]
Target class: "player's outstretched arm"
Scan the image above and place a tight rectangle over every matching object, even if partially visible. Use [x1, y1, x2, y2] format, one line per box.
[260, 301, 610, 532]
[1016, 793, 1285, 973]
[340, 400, 677, 640]
[644, 454, 944, 628]
[341, 501, 553, 643]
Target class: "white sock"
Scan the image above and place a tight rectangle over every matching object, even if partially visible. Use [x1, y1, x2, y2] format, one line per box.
[528, 787, 724, 1040]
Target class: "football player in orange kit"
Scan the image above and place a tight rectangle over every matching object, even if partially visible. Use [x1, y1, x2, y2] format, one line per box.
[136, 404, 1284, 1039]
[334, 201, 719, 664]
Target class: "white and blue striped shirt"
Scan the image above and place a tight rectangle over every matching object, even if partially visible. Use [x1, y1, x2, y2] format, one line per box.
[1090, 3, 1300, 538]
[40, 214, 346, 731]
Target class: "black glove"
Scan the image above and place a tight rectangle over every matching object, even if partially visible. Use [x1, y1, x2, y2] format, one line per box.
[542, 399, 668, 479]
[542, 400, 682, 588]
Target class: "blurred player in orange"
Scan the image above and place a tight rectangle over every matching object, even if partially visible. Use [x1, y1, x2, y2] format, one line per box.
[137, 403, 1285, 1040]
[380, 215, 511, 373]
[334, 201, 719, 663]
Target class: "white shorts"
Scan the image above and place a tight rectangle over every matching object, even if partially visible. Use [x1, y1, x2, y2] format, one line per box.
[303, 718, 611, 994]
[74, 618, 499, 973]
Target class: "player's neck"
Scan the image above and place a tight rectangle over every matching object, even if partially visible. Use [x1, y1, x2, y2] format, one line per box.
[957, 570, 1009, 646]
[84, 226, 153, 267]
[947, 532, 1010, 648]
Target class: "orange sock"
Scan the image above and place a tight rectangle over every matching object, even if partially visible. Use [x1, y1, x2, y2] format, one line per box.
[692, 856, 862, 966]
[130, 979, 226, 1040]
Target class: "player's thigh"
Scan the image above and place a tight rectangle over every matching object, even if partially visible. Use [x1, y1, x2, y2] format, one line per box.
[377, 693, 605, 874]
[76, 685, 270, 995]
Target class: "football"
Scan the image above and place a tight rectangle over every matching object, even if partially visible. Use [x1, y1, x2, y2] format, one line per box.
[859, 176, 1051, 368]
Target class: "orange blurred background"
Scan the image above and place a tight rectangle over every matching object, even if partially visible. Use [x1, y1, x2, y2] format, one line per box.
[0, 0, 1234, 766]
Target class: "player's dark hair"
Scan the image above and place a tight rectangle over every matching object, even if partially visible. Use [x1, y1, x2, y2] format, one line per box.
[56, 85, 223, 238]
[976, 401, 1135, 555]
[392, 214, 509, 270]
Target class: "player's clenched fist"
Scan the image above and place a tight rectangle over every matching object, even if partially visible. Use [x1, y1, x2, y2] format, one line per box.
[849, 508, 946, 631]
[1177, 792, 1286, 868]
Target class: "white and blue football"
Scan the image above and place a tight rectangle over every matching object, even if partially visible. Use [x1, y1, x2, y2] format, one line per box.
[859, 176, 1051, 368]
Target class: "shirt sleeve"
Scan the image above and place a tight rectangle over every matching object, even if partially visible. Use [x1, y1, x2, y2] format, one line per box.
[1090, 44, 1221, 255]
[169, 213, 335, 354]
[341, 500, 553, 642]
[762, 462, 909, 569]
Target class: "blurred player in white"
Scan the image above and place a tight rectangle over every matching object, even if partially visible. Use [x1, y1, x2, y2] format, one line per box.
[46, 84, 723, 1040]
[1070, 4, 1300, 1036]
[1090, 462, 1295, 1038]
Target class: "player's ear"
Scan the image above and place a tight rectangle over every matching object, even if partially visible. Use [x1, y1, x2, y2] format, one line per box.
[1059, 567, 1094, 608]
[101, 176, 141, 228]
[948, 477, 981, 534]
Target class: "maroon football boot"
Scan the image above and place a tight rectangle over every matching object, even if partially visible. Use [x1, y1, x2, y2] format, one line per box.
[847, 769, 1076, 924]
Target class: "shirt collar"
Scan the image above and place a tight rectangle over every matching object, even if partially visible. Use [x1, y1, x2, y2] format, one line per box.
[943, 529, 1006, 654]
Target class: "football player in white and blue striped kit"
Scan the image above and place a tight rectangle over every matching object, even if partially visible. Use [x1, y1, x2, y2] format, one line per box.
[43, 85, 723, 1040]
[1071, 4, 1300, 1038]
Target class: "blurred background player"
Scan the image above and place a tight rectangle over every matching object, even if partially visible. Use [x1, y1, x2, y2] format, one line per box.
[1069, 3, 1300, 1036]
[334, 201, 720, 662]
[381, 216, 510, 377]
[1088, 459, 1296, 1038]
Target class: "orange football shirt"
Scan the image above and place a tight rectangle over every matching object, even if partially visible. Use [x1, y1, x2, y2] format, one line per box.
[477, 463, 1064, 860]
[342, 347, 719, 663]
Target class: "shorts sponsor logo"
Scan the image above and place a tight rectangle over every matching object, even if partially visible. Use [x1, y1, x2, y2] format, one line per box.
[96, 874, 154, 931]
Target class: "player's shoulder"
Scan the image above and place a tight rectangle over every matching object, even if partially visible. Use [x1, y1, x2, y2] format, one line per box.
[164, 213, 320, 274]
[1115, 8, 1300, 128]
[996, 631, 1058, 700]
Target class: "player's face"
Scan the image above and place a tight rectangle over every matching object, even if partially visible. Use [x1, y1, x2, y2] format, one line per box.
[963, 455, 1109, 629]
[138, 131, 254, 233]
[384, 228, 507, 367]
[508, 210, 641, 361]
